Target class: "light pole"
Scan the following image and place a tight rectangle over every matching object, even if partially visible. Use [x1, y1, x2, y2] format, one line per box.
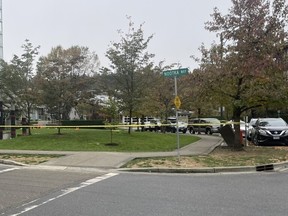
[0, 0, 3, 59]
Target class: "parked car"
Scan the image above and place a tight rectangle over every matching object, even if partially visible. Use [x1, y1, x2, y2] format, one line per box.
[147, 119, 161, 132]
[251, 118, 288, 146]
[227, 120, 248, 138]
[247, 118, 258, 141]
[188, 118, 221, 135]
[165, 118, 188, 133]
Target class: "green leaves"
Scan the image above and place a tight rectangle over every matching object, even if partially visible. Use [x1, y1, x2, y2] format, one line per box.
[105, 18, 155, 130]
[36, 46, 100, 120]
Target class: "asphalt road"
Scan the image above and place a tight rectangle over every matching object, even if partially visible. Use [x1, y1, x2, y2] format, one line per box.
[2, 168, 288, 216]
[0, 165, 105, 215]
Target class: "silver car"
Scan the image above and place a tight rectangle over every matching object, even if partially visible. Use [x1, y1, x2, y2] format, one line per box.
[188, 118, 220, 135]
[247, 118, 258, 141]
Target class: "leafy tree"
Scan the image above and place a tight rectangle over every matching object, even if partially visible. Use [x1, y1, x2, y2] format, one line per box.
[142, 64, 176, 121]
[197, 0, 288, 148]
[102, 96, 120, 144]
[36, 45, 100, 134]
[71, 74, 104, 120]
[0, 39, 40, 135]
[105, 18, 155, 133]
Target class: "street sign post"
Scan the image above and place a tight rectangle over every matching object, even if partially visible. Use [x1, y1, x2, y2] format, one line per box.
[162, 67, 189, 161]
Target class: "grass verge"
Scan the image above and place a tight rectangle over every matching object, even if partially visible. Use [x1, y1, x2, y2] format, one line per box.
[123, 146, 288, 168]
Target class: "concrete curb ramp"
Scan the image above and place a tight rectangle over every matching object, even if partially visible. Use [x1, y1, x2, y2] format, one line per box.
[0, 159, 26, 166]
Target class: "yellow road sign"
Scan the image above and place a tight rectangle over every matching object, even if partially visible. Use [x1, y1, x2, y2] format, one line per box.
[174, 96, 181, 109]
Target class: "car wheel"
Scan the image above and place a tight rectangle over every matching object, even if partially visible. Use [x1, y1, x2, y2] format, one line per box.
[206, 128, 212, 135]
[253, 134, 260, 146]
[247, 135, 251, 141]
[189, 127, 195, 134]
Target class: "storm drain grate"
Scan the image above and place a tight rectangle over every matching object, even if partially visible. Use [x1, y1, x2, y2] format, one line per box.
[256, 164, 274, 171]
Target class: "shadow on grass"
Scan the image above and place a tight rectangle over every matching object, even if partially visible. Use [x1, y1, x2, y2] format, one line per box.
[104, 143, 120, 146]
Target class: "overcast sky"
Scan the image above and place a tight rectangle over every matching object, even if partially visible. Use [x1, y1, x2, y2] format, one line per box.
[3, 0, 232, 70]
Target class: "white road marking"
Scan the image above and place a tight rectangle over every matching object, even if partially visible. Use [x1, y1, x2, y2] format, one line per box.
[9, 172, 119, 216]
[0, 167, 19, 174]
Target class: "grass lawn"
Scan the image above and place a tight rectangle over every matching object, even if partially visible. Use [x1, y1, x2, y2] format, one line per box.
[0, 128, 200, 152]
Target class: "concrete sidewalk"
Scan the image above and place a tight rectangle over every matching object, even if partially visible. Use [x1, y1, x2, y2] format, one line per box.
[0, 135, 223, 170]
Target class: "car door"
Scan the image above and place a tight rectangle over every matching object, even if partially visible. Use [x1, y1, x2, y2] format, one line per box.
[200, 119, 207, 133]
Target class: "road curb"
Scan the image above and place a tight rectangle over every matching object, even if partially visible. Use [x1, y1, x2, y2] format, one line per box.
[273, 161, 288, 170]
[118, 167, 215, 173]
[1, 159, 288, 173]
[118, 162, 288, 173]
[118, 166, 256, 173]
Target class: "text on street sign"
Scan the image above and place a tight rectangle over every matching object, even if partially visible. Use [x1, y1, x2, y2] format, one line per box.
[163, 68, 189, 77]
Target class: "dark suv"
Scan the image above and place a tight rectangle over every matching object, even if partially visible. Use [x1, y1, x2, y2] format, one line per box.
[188, 118, 221, 135]
[251, 118, 288, 146]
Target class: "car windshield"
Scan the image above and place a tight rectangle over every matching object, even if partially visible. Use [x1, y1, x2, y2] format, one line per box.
[258, 119, 287, 127]
[204, 118, 220, 124]
[249, 119, 257, 126]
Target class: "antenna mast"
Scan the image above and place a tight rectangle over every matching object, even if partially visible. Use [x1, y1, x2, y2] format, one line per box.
[0, 0, 3, 59]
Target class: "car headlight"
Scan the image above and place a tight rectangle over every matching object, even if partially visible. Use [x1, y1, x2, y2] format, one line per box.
[284, 130, 288, 136]
[259, 129, 267, 135]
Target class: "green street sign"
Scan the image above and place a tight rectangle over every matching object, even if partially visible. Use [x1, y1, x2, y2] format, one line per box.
[163, 68, 189, 77]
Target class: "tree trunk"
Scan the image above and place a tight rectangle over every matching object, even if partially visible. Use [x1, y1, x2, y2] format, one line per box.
[128, 108, 132, 134]
[110, 128, 113, 143]
[27, 105, 32, 135]
[57, 104, 62, 135]
[232, 106, 243, 149]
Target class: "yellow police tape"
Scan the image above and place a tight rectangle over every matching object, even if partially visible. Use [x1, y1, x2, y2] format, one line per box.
[0, 121, 242, 128]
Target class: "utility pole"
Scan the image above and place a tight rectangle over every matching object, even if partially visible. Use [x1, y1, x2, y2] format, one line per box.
[0, 0, 3, 59]
[0, 0, 3, 139]
[0, 99, 3, 140]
